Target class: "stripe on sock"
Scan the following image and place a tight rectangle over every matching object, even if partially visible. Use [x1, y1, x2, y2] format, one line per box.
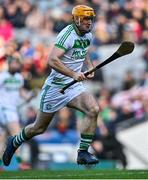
[15, 136, 21, 144]
[13, 128, 30, 148]
[17, 135, 22, 143]
[20, 132, 25, 141]
[81, 138, 92, 142]
[81, 134, 94, 139]
[79, 134, 94, 151]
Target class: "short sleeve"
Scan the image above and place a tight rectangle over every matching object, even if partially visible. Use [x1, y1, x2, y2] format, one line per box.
[55, 26, 74, 51]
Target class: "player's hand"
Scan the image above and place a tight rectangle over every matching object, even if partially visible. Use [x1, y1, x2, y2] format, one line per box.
[31, 89, 38, 97]
[72, 72, 86, 81]
[86, 72, 94, 79]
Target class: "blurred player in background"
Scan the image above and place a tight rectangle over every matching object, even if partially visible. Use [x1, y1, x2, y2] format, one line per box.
[3, 5, 100, 166]
[0, 53, 35, 169]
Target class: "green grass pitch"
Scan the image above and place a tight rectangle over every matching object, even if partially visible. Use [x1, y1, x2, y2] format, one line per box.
[0, 169, 148, 179]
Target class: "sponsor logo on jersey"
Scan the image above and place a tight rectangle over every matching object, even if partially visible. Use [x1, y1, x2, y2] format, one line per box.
[4, 78, 22, 91]
[45, 103, 52, 110]
[72, 49, 87, 60]
[73, 39, 90, 48]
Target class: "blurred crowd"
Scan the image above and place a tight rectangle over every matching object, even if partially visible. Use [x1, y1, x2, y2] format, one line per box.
[0, 0, 147, 44]
[0, 0, 148, 169]
[0, 0, 148, 77]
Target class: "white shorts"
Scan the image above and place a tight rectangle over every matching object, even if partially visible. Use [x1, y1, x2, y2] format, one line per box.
[40, 82, 86, 113]
[0, 105, 19, 126]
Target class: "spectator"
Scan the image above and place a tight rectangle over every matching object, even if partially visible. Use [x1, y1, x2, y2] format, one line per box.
[98, 96, 117, 123]
[0, 38, 6, 71]
[92, 120, 127, 168]
[55, 107, 76, 133]
[0, 6, 14, 42]
[4, 2, 19, 27]
[141, 17, 148, 44]
[94, 15, 110, 44]
[25, 5, 44, 31]
[14, 0, 32, 28]
[89, 45, 104, 83]
[52, 10, 71, 33]
[121, 70, 136, 90]
[117, 100, 135, 122]
[116, 14, 127, 42]
[143, 46, 148, 72]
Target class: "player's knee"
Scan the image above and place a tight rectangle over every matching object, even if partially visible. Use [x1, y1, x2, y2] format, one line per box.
[88, 106, 99, 119]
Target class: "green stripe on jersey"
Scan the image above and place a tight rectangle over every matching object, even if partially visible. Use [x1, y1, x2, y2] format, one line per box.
[40, 85, 50, 111]
[58, 25, 73, 44]
[55, 44, 67, 51]
[60, 27, 73, 45]
[58, 26, 73, 46]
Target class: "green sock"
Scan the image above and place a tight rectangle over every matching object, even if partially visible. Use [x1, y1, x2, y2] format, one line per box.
[13, 128, 30, 148]
[79, 134, 94, 151]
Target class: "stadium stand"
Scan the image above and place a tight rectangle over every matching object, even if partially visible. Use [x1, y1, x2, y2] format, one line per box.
[0, 0, 148, 170]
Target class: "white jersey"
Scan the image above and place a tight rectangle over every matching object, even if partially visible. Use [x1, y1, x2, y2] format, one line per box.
[45, 24, 93, 86]
[0, 71, 24, 110]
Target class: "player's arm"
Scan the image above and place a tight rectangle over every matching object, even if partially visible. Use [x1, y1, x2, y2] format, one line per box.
[48, 47, 86, 81]
[19, 88, 38, 102]
[84, 53, 95, 79]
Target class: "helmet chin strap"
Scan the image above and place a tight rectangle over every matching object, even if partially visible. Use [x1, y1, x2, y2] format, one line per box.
[78, 17, 81, 26]
[74, 16, 81, 26]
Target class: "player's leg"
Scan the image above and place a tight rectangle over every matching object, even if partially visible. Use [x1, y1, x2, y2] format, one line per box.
[6, 116, 21, 151]
[0, 127, 6, 169]
[21, 110, 55, 138]
[0, 127, 6, 157]
[2, 109, 23, 162]
[68, 91, 99, 136]
[6, 121, 21, 161]
[0, 106, 8, 168]
[2, 110, 55, 166]
[6, 119, 31, 169]
[67, 91, 99, 164]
